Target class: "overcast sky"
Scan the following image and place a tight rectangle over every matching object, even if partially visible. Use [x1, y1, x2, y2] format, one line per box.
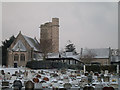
[2, 2, 118, 51]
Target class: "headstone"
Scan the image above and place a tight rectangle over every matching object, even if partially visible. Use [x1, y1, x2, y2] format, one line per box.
[5, 72, 11, 80]
[33, 78, 39, 83]
[103, 76, 110, 82]
[63, 83, 72, 89]
[25, 80, 34, 90]
[63, 78, 69, 83]
[119, 78, 120, 90]
[105, 70, 108, 75]
[90, 71, 93, 76]
[95, 84, 103, 90]
[80, 77, 88, 87]
[1, 70, 5, 75]
[43, 77, 49, 81]
[2, 81, 9, 88]
[83, 86, 94, 90]
[34, 83, 42, 89]
[11, 75, 17, 80]
[94, 72, 99, 76]
[36, 74, 41, 78]
[13, 80, 22, 90]
[84, 65, 86, 73]
[24, 70, 28, 80]
[117, 65, 119, 74]
[85, 72, 89, 76]
[97, 76, 102, 82]
[103, 87, 114, 90]
[100, 74, 104, 78]
[88, 74, 93, 84]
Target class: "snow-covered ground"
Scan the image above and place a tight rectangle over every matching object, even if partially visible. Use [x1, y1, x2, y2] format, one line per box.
[0, 67, 119, 90]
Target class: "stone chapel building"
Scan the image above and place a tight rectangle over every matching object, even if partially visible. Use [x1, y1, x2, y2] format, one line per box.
[7, 18, 59, 67]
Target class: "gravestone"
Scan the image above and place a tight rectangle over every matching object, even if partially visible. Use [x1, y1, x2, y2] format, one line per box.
[63, 83, 72, 89]
[33, 78, 39, 83]
[83, 86, 94, 90]
[103, 76, 110, 82]
[13, 80, 22, 90]
[88, 74, 93, 84]
[25, 80, 34, 90]
[2, 81, 9, 88]
[118, 78, 120, 90]
[90, 71, 93, 76]
[95, 84, 103, 90]
[43, 77, 49, 81]
[24, 71, 28, 80]
[103, 87, 114, 90]
[85, 72, 89, 76]
[97, 76, 102, 82]
[34, 83, 42, 89]
[105, 70, 108, 75]
[1, 70, 5, 75]
[5, 72, 11, 80]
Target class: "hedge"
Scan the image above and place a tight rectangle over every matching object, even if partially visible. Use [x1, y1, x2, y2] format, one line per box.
[86, 65, 117, 73]
[26, 60, 68, 69]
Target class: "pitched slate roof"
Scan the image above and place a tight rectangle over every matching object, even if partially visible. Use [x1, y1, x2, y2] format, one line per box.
[23, 35, 41, 52]
[48, 52, 80, 61]
[81, 48, 110, 59]
[111, 56, 120, 62]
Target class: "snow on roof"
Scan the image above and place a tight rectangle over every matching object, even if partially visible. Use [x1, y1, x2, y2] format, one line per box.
[82, 48, 110, 59]
[48, 52, 80, 61]
[111, 56, 120, 62]
[61, 52, 80, 60]
[48, 53, 59, 58]
[23, 35, 40, 51]
[12, 40, 26, 51]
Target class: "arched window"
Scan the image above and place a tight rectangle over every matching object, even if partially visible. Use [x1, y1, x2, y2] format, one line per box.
[20, 54, 25, 61]
[14, 54, 19, 61]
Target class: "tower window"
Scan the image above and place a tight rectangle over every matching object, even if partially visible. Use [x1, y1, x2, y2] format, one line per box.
[20, 54, 25, 61]
[14, 54, 19, 61]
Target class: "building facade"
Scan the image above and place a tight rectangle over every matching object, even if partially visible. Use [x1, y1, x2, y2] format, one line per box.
[80, 48, 111, 65]
[40, 18, 59, 53]
[7, 32, 41, 67]
[7, 18, 59, 67]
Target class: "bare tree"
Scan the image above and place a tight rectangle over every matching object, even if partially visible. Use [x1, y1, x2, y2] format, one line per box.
[40, 39, 52, 60]
[82, 49, 96, 64]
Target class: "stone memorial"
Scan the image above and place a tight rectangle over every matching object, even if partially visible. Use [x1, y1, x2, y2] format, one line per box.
[13, 80, 22, 90]
[88, 74, 93, 84]
[103, 87, 114, 90]
[2, 81, 9, 89]
[83, 86, 94, 90]
[103, 76, 110, 82]
[97, 76, 102, 82]
[34, 83, 42, 89]
[25, 80, 34, 90]
[95, 84, 103, 90]
[63, 83, 72, 89]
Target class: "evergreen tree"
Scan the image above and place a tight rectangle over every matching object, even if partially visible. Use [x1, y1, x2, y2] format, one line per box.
[65, 40, 77, 54]
[2, 35, 15, 66]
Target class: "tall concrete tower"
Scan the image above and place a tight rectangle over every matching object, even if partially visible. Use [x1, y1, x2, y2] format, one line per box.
[40, 18, 59, 53]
